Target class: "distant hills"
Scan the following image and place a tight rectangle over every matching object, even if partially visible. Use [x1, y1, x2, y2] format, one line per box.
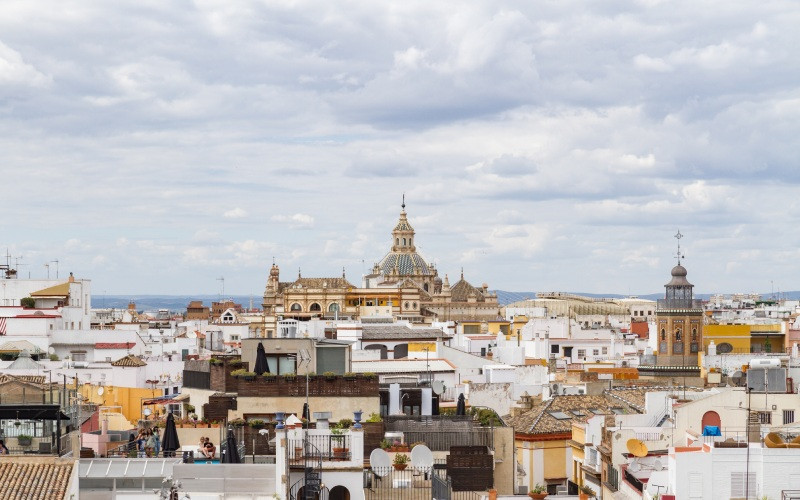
[95, 290, 800, 312]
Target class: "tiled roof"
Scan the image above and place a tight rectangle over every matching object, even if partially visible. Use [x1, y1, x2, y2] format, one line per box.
[0, 458, 74, 500]
[450, 279, 486, 303]
[377, 252, 432, 276]
[0, 340, 43, 353]
[604, 386, 705, 413]
[95, 342, 136, 349]
[0, 374, 47, 386]
[110, 354, 147, 367]
[361, 325, 445, 340]
[285, 277, 355, 289]
[505, 394, 627, 435]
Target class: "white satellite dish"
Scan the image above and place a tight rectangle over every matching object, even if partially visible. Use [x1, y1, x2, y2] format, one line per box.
[48, 347, 55, 355]
[370, 448, 392, 477]
[143, 408, 152, 417]
[411, 444, 434, 471]
[629, 460, 641, 473]
[97, 387, 104, 396]
[432, 380, 445, 395]
[653, 459, 663, 471]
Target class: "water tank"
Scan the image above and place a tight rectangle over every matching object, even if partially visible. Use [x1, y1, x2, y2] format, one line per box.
[749, 358, 781, 368]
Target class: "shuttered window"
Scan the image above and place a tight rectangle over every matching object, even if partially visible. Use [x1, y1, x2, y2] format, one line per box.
[730, 471, 756, 498]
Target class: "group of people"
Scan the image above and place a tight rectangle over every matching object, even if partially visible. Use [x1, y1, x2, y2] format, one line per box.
[128, 428, 161, 458]
[198, 436, 216, 459]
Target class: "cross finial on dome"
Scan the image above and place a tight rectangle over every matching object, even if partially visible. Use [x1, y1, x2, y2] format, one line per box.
[460, 267, 464, 280]
[298, 267, 301, 278]
[674, 230, 684, 265]
[401, 193, 405, 210]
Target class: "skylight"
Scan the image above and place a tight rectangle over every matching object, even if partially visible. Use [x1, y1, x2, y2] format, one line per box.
[570, 410, 586, 417]
[548, 411, 572, 420]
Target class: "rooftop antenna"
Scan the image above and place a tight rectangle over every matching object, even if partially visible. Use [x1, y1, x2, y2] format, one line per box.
[44, 262, 50, 279]
[674, 230, 684, 265]
[216, 277, 224, 300]
[51, 259, 59, 279]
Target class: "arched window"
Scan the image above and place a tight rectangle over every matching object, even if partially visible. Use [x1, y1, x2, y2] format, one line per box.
[403, 237, 406, 246]
[328, 303, 339, 313]
[675, 329, 682, 341]
[396, 238, 399, 245]
[424, 284, 429, 292]
[661, 328, 666, 341]
[692, 328, 697, 340]
[310, 303, 321, 312]
[290, 303, 302, 312]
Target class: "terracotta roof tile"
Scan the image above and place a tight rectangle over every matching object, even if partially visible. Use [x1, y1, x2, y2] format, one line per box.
[0, 458, 74, 500]
[506, 394, 630, 436]
[110, 354, 147, 367]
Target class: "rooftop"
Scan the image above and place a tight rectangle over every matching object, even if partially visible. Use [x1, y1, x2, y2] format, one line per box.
[0, 457, 75, 500]
[361, 324, 445, 340]
[352, 358, 456, 373]
[506, 394, 633, 435]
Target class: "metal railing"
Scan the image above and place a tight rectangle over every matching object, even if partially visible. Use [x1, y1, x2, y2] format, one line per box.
[289, 435, 352, 462]
[400, 430, 493, 452]
[364, 467, 483, 500]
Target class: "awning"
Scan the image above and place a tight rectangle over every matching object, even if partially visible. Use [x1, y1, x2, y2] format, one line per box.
[0, 404, 70, 420]
[142, 395, 183, 406]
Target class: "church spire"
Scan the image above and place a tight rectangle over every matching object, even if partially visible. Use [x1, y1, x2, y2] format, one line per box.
[674, 229, 684, 265]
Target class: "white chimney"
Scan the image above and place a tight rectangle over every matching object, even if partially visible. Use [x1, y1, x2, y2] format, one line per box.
[421, 388, 432, 416]
[389, 383, 401, 415]
[707, 340, 717, 356]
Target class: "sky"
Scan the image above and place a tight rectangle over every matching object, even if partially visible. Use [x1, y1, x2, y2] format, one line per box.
[1, 1, 799, 296]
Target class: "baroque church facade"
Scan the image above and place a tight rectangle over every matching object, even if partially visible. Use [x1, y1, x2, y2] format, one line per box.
[260, 202, 501, 337]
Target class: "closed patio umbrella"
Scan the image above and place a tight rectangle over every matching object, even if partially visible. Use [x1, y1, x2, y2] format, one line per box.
[222, 429, 242, 463]
[456, 393, 466, 416]
[254, 342, 269, 375]
[161, 412, 181, 458]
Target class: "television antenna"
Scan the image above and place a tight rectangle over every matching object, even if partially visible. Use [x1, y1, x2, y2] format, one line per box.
[217, 277, 225, 299]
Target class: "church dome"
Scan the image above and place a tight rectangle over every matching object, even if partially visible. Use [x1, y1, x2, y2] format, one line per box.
[671, 264, 687, 277]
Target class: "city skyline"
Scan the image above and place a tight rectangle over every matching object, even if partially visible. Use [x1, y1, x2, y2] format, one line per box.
[1, 2, 798, 295]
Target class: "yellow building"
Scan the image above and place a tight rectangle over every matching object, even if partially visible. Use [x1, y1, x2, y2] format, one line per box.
[703, 323, 785, 354]
[506, 394, 619, 495]
[79, 384, 163, 427]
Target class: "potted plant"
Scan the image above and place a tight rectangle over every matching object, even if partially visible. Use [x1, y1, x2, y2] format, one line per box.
[343, 372, 357, 380]
[229, 418, 247, 427]
[578, 485, 596, 500]
[331, 424, 349, 459]
[262, 372, 276, 381]
[367, 413, 382, 423]
[283, 372, 297, 381]
[17, 434, 33, 446]
[362, 372, 376, 380]
[228, 359, 244, 368]
[528, 483, 548, 499]
[391, 439, 409, 452]
[231, 369, 256, 380]
[323, 371, 337, 380]
[249, 419, 266, 429]
[379, 438, 391, 450]
[393, 453, 409, 470]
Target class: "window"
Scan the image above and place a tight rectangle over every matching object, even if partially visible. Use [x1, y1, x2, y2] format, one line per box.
[602, 347, 608, 355]
[403, 238, 406, 245]
[290, 303, 302, 312]
[309, 303, 321, 312]
[412, 302, 417, 309]
[661, 329, 666, 341]
[784, 410, 795, 425]
[592, 349, 599, 356]
[577, 349, 586, 359]
[404, 302, 410, 308]
[71, 351, 86, 362]
[675, 329, 682, 341]
[758, 411, 772, 424]
[717, 342, 733, 354]
[328, 303, 340, 313]
[730, 472, 757, 498]
[692, 328, 697, 340]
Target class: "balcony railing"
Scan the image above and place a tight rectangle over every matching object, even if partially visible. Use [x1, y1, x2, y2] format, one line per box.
[623, 467, 644, 492]
[289, 435, 352, 462]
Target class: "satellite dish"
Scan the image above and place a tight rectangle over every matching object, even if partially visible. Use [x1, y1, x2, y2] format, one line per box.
[411, 444, 434, 471]
[626, 438, 648, 458]
[432, 381, 445, 395]
[48, 347, 56, 355]
[629, 460, 641, 473]
[653, 459, 663, 471]
[370, 449, 392, 477]
[97, 387, 105, 396]
[143, 408, 152, 417]
[731, 371, 746, 387]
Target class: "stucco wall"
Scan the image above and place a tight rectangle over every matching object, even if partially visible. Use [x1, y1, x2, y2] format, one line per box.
[232, 396, 379, 422]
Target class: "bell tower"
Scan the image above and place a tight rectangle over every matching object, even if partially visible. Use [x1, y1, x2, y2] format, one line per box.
[655, 231, 703, 366]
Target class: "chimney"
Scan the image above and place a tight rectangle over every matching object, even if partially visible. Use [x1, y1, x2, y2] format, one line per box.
[68, 272, 75, 283]
[421, 388, 433, 416]
[389, 383, 401, 415]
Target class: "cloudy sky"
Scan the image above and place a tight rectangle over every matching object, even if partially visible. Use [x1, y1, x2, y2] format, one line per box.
[1, 1, 798, 296]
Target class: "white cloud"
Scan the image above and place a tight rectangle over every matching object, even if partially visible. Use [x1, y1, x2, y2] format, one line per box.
[223, 207, 248, 219]
[271, 213, 315, 229]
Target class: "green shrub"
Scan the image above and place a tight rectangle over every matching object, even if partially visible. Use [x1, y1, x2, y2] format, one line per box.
[20, 297, 35, 308]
